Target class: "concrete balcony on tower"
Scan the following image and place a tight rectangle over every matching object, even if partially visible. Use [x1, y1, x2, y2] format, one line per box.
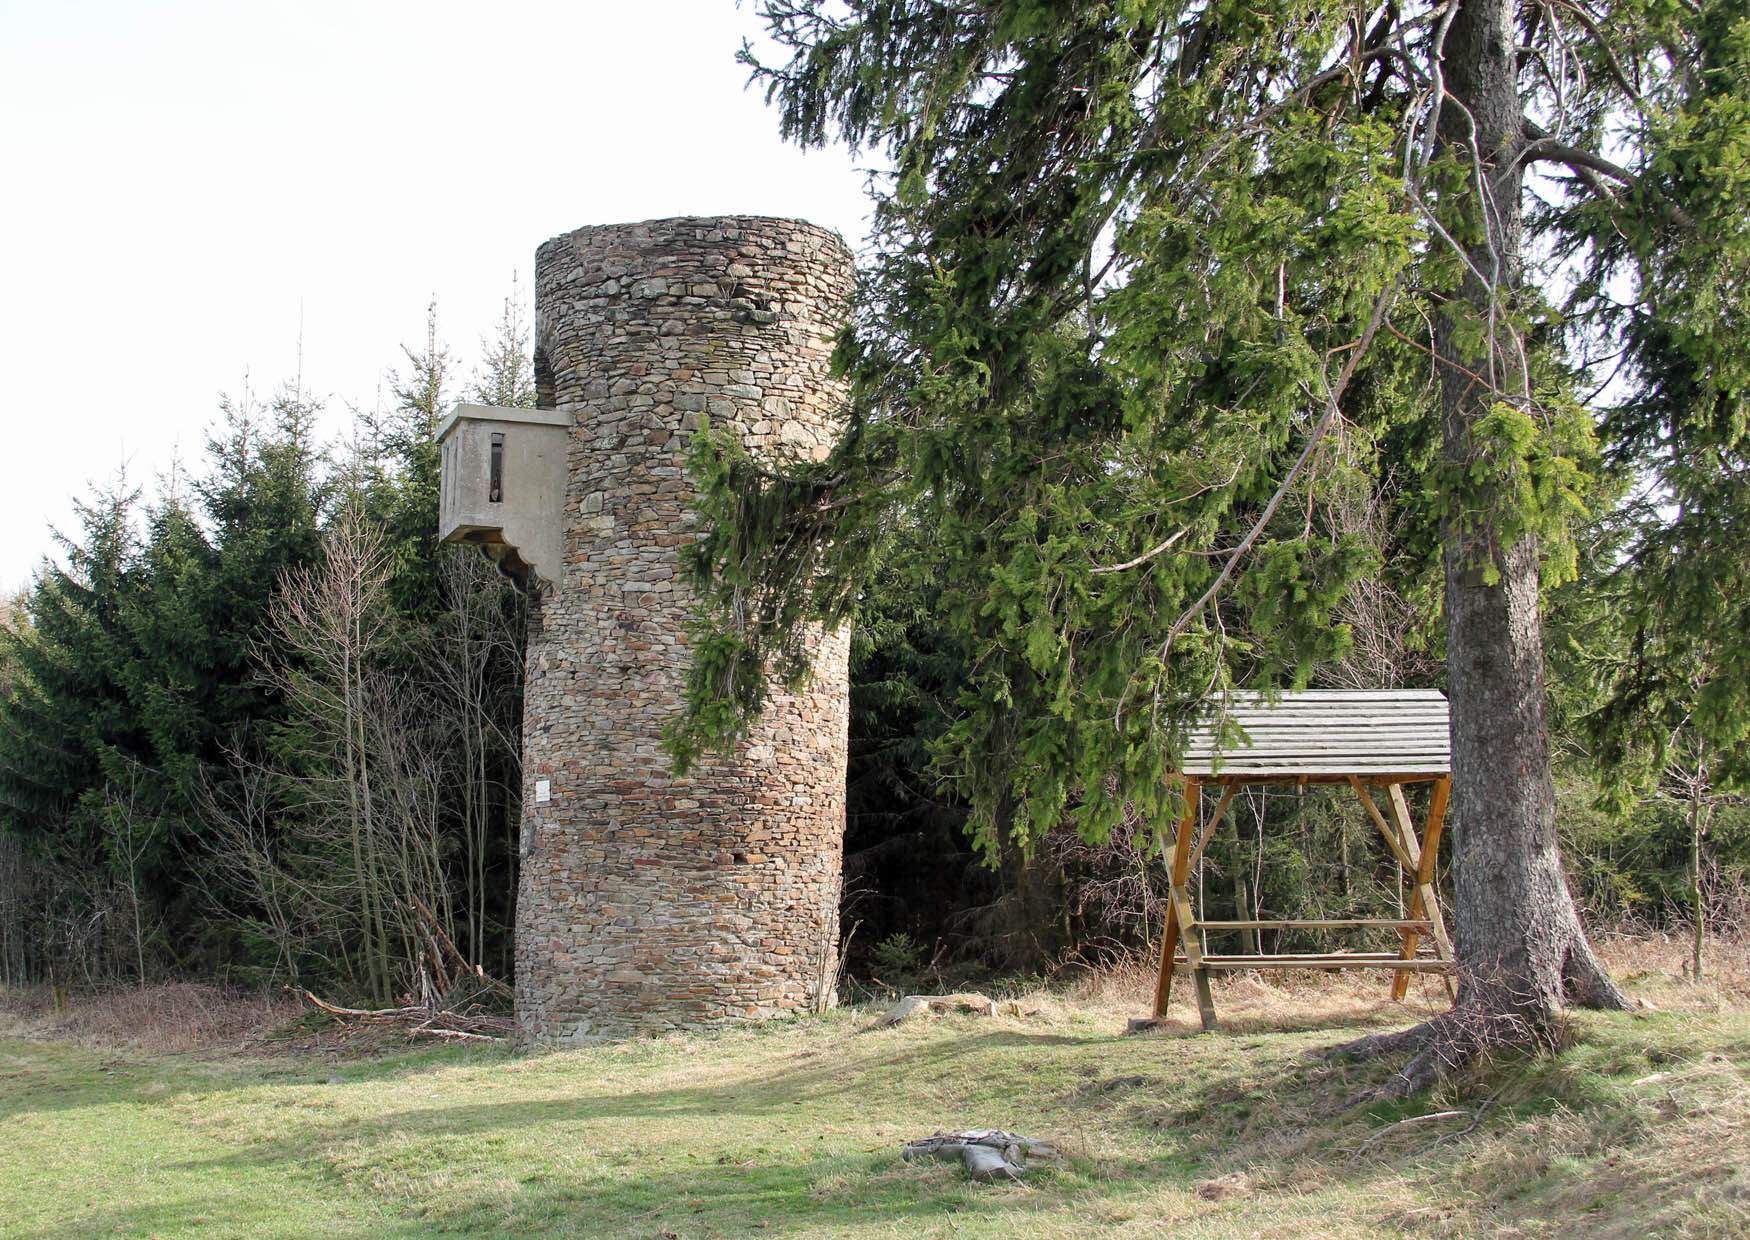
[437, 403, 572, 590]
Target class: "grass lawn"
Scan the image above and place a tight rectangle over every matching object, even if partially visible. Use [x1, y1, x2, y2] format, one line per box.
[3, 943, 1748, 1238]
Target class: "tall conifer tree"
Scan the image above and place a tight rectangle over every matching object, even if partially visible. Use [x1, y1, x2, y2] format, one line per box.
[677, 0, 1750, 1087]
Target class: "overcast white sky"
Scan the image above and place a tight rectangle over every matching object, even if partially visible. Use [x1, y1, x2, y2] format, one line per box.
[0, 0, 871, 590]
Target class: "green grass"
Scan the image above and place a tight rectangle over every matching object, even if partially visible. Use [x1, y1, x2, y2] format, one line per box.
[2, 979, 1748, 1238]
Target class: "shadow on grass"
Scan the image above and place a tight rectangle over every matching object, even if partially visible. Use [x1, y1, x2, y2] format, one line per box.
[0, 1034, 515, 1121]
[127, 1025, 1421, 1239]
[13, 994, 1748, 1238]
[26, 1001, 1636, 1240]
[32, 1151, 1087, 1239]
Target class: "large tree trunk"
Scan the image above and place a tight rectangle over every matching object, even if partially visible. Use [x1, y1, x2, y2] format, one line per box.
[1348, 0, 1626, 1095]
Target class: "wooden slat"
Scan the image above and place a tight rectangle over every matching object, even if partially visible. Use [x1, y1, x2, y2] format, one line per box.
[1190, 731, 1449, 741]
[1190, 707, 1448, 717]
[1188, 750, 1448, 764]
[1192, 689, 1446, 701]
[1189, 951, 1439, 962]
[1184, 765, 1450, 777]
[1190, 733, 1447, 742]
[1197, 919, 1433, 930]
[1191, 698, 1447, 706]
[1186, 957, 1455, 972]
[1190, 756, 1448, 765]
[1188, 756, 1448, 770]
[1209, 773, 1447, 785]
[1189, 710, 1449, 720]
[1177, 689, 1451, 779]
[1187, 725, 1447, 734]
[1192, 711, 1447, 721]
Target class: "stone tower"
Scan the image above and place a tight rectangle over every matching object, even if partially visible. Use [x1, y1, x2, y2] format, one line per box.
[488, 215, 854, 1043]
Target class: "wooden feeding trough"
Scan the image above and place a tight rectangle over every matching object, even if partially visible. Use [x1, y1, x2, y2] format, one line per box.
[1144, 689, 1454, 1032]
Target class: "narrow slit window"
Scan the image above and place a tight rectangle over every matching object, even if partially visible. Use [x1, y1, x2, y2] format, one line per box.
[489, 432, 505, 503]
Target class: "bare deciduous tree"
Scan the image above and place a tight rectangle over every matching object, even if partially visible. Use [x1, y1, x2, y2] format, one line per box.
[206, 512, 464, 1002]
[91, 760, 163, 986]
[430, 549, 523, 971]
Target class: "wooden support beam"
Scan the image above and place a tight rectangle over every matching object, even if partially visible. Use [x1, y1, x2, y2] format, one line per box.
[1392, 775, 1454, 999]
[1186, 783, 1238, 874]
[1152, 778, 1200, 1021]
[1201, 772, 1448, 786]
[1194, 956, 1455, 972]
[1347, 776, 1416, 870]
[1387, 783, 1423, 870]
[1170, 952, 1443, 963]
[1193, 965, 1218, 1027]
[1170, 884, 1217, 1030]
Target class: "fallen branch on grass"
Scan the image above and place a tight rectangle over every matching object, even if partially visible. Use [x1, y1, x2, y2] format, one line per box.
[297, 989, 515, 1042]
[409, 1025, 501, 1043]
[903, 1129, 1060, 1182]
[1350, 1109, 1471, 1159]
[295, 913, 517, 1044]
[300, 992, 427, 1023]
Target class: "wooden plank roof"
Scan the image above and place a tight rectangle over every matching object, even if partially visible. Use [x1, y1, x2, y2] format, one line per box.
[1177, 689, 1450, 779]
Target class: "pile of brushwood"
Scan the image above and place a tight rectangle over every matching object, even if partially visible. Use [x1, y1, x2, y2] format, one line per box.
[299, 897, 514, 1043]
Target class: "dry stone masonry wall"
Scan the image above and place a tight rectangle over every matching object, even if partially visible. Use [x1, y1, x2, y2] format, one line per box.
[517, 216, 853, 1042]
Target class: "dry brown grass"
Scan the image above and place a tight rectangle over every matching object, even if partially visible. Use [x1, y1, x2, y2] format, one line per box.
[4, 928, 1742, 1059]
[1061, 929, 1750, 1030]
[0, 981, 301, 1055]
[1595, 929, 1750, 1009]
[1063, 945, 1454, 1030]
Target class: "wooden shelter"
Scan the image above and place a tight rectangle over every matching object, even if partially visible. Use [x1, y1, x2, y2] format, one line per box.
[1148, 689, 1454, 1031]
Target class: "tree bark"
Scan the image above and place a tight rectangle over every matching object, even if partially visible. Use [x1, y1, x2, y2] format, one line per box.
[1688, 744, 1709, 981]
[1345, 0, 1628, 1095]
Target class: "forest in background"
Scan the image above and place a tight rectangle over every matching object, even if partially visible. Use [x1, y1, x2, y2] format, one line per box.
[0, 281, 1744, 1003]
[0, 298, 532, 1000]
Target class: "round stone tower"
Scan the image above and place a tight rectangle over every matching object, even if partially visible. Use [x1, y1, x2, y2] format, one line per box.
[516, 215, 853, 1042]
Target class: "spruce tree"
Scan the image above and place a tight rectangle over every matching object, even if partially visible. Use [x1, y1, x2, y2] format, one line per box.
[120, 468, 221, 807]
[0, 483, 146, 834]
[368, 299, 454, 620]
[675, 0, 1750, 1088]
[197, 383, 327, 738]
[473, 277, 537, 410]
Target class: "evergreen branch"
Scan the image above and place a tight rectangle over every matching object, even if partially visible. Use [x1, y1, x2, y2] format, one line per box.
[1518, 120, 1696, 230]
[1156, 276, 1404, 664]
[1549, 0, 1648, 114]
[1089, 528, 1186, 575]
[1519, 136, 1639, 189]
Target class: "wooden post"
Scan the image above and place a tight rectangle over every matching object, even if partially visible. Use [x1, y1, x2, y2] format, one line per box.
[1152, 777, 1201, 1021]
[1388, 776, 1454, 999]
[1170, 883, 1218, 1029]
[1348, 777, 1415, 870]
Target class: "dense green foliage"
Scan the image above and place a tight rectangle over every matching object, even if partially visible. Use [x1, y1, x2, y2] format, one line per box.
[0, 306, 529, 995]
[669, 1, 1749, 944]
